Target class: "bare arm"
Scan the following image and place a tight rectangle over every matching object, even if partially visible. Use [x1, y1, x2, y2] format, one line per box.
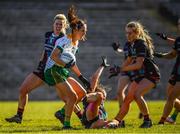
[155, 33, 175, 45]
[90, 66, 104, 92]
[167, 37, 175, 45]
[121, 57, 132, 69]
[121, 57, 144, 72]
[71, 64, 82, 77]
[160, 49, 177, 59]
[51, 48, 84, 77]
[51, 48, 66, 67]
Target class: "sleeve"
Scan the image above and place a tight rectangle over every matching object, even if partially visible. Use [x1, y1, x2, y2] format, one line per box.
[172, 37, 179, 50]
[135, 40, 146, 57]
[55, 37, 65, 52]
[123, 43, 131, 59]
[44, 31, 53, 38]
[44, 31, 52, 44]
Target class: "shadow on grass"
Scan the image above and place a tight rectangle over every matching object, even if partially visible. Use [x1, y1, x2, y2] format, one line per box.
[0, 125, 84, 133]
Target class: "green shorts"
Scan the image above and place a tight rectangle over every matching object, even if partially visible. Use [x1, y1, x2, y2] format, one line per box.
[44, 65, 69, 86]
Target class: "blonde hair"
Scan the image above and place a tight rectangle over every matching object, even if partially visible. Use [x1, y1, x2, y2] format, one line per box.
[126, 21, 154, 56]
[54, 14, 69, 34]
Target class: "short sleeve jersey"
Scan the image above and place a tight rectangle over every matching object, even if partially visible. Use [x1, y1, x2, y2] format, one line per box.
[45, 35, 79, 70]
[123, 42, 131, 59]
[128, 39, 152, 77]
[41, 32, 64, 64]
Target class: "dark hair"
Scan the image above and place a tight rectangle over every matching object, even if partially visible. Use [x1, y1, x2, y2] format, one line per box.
[68, 5, 86, 30]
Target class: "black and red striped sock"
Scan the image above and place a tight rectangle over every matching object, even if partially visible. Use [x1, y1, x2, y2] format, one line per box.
[144, 114, 150, 121]
[17, 108, 24, 117]
[76, 111, 82, 119]
[159, 117, 166, 123]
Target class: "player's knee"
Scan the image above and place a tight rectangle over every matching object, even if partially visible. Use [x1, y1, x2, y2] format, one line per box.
[19, 87, 28, 96]
[68, 92, 78, 103]
[167, 93, 176, 102]
[117, 89, 123, 97]
[124, 95, 133, 104]
[80, 90, 86, 99]
[134, 92, 141, 101]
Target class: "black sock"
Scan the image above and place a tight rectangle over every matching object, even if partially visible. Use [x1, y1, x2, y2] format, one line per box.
[17, 108, 24, 117]
[76, 111, 82, 119]
[144, 114, 150, 121]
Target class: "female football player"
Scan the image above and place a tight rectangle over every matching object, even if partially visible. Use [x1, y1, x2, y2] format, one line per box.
[44, 5, 89, 129]
[158, 18, 180, 124]
[81, 56, 110, 129]
[107, 21, 160, 128]
[111, 42, 143, 119]
[5, 13, 68, 123]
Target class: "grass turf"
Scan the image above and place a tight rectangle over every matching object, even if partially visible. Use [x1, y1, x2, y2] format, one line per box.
[0, 101, 179, 133]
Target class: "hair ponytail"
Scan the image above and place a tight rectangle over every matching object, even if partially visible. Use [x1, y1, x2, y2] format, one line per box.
[68, 5, 86, 30]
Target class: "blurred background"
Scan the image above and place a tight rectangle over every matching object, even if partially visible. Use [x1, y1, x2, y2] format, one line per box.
[0, 0, 179, 100]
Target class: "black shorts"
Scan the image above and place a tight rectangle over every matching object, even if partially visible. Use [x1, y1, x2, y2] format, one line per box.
[143, 59, 161, 85]
[133, 75, 160, 85]
[168, 65, 180, 85]
[121, 71, 131, 77]
[33, 61, 45, 81]
[120, 71, 133, 82]
[82, 112, 99, 128]
[82, 97, 100, 128]
[132, 76, 144, 83]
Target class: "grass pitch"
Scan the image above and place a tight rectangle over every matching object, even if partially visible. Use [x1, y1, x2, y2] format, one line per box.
[0, 101, 179, 133]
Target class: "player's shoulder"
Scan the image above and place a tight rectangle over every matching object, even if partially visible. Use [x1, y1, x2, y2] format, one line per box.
[135, 39, 145, 44]
[134, 39, 146, 48]
[44, 31, 53, 38]
[56, 35, 69, 44]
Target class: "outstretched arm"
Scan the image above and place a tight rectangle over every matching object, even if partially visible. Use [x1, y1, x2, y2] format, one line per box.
[155, 33, 175, 45]
[167, 37, 175, 45]
[90, 57, 110, 92]
[90, 66, 104, 92]
[154, 49, 177, 59]
[111, 42, 123, 53]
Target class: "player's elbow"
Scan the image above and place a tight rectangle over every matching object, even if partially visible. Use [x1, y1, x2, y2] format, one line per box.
[51, 52, 58, 61]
